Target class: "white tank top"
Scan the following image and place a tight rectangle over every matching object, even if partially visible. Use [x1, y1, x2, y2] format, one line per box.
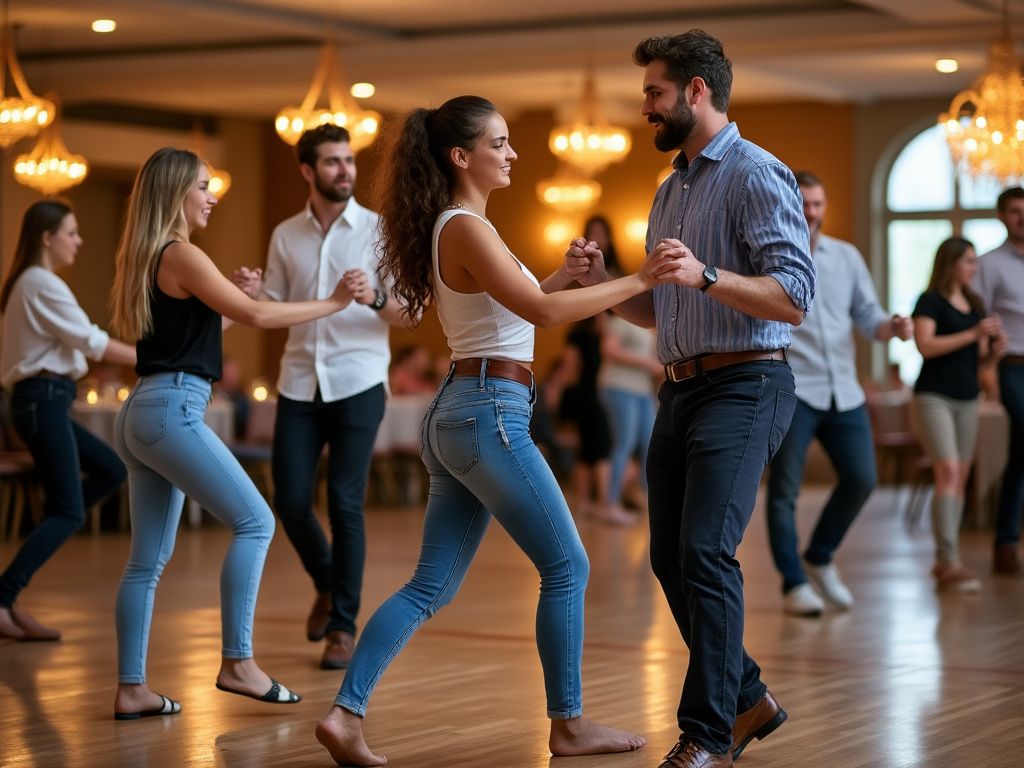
[432, 207, 537, 362]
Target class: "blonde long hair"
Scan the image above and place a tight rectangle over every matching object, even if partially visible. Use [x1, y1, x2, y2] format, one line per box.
[110, 147, 201, 341]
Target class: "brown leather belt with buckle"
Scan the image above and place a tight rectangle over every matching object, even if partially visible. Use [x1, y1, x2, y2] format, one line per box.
[664, 349, 787, 383]
[1003, 354, 1024, 366]
[452, 357, 534, 387]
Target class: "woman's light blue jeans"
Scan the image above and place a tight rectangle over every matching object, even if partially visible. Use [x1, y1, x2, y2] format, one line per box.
[114, 372, 275, 684]
[601, 386, 656, 504]
[336, 364, 590, 719]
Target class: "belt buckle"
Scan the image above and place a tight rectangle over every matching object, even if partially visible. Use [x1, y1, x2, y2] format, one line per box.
[667, 357, 699, 383]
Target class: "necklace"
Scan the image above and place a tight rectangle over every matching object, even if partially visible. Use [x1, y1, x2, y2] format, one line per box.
[446, 201, 488, 220]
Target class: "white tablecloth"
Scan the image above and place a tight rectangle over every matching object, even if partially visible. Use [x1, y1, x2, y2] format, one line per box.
[374, 394, 432, 455]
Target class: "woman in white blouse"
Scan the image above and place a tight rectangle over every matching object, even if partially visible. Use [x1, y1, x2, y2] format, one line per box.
[0, 199, 135, 640]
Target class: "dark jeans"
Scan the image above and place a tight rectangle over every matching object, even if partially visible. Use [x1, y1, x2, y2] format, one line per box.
[0, 377, 126, 607]
[765, 400, 876, 592]
[272, 384, 385, 636]
[996, 362, 1024, 546]
[647, 360, 796, 753]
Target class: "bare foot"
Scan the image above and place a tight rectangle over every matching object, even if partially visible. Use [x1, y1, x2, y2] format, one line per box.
[216, 657, 275, 697]
[315, 706, 386, 766]
[114, 683, 171, 715]
[549, 716, 647, 755]
[589, 504, 638, 527]
[11, 604, 61, 640]
[0, 607, 27, 639]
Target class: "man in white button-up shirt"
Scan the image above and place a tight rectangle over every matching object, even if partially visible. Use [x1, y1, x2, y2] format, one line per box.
[765, 171, 913, 618]
[238, 124, 408, 670]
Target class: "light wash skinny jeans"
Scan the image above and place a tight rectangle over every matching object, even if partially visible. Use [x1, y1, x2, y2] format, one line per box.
[114, 372, 275, 683]
[336, 363, 590, 719]
[601, 386, 656, 504]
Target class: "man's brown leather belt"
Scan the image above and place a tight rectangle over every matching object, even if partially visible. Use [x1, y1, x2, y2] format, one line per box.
[664, 349, 787, 383]
[1003, 354, 1024, 366]
[452, 357, 534, 387]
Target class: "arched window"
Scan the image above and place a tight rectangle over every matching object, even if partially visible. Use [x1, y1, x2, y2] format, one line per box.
[885, 123, 1005, 382]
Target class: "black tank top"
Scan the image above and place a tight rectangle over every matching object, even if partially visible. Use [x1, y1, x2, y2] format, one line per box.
[135, 241, 222, 381]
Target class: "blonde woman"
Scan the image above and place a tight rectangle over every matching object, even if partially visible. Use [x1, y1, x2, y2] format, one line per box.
[109, 147, 354, 720]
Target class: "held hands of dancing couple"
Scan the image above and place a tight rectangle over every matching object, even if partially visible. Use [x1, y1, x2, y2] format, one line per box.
[565, 235, 705, 290]
[231, 265, 378, 307]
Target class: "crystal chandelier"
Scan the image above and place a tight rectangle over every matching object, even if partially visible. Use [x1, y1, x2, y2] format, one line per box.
[939, 0, 1024, 184]
[13, 96, 88, 195]
[0, 24, 54, 148]
[275, 42, 380, 151]
[549, 70, 631, 177]
[190, 122, 232, 199]
[536, 165, 602, 213]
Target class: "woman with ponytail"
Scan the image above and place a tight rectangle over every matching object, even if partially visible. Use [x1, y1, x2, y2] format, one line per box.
[315, 96, 684, 765]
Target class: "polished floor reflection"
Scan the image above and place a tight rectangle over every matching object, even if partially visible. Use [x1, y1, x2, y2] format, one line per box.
[1, 486, 1022, 767]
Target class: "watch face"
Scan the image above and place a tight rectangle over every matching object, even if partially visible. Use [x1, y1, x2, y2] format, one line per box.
[704, 265, 717, 282]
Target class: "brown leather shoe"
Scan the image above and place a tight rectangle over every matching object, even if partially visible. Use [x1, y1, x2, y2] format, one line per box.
[993, 543, 1021, 575]
[320, 630, 354, 670]
[659, 739, 733, 767]
[731, 689, 787, 760]
[306, 591, 331, 642]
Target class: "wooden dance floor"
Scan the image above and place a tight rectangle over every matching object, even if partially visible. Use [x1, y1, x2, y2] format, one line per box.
[2, 486, 1022, 767]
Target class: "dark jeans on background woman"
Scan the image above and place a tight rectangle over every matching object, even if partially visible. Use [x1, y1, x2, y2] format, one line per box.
[0, 376, 127, 607]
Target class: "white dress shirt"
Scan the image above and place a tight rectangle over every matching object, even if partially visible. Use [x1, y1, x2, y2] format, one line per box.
[974, 239, 1024, 355]
[787, 234, 889, 411]
[1, 266, 109, 389]
[262, 199, 390, 403]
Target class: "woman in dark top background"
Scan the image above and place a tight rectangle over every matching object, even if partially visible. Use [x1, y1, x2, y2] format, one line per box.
[911, 236, 1006, 593]
[108, 147, 354, 719]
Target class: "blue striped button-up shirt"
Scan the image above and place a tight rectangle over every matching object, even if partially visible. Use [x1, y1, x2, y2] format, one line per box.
[648, 122, 815, 363]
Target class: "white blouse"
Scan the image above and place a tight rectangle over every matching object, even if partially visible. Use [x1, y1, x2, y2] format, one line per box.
[1, 266, 109, 389]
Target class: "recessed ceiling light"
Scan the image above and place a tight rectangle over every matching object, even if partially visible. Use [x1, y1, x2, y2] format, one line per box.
[935, 58, 959, 74]
[91, 19, 117, 33]
[350, 82, 375, 99]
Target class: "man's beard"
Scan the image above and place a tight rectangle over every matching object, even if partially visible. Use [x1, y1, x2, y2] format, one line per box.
[316, 175, 352, 203]
[651, 101, 697, 152]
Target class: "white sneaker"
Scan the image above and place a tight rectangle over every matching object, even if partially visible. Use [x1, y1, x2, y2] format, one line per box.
[782, 583, 825, 617]
[805, 562, 854, 610]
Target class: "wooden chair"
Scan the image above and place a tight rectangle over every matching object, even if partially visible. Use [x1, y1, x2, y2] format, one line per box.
[864, 385, 924, 486]
[0, 422, 39, 542]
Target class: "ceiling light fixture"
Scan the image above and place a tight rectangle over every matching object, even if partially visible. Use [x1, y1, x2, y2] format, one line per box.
[91, 19, 116, 33]
[939, 0, 1024, 183]
[935, 58, 959, 74]
[0, 23, 55, 148]
[549, 69, 631, 177]
[189, 122, 232, 199]
[536, 165, 602, 213]
[13, 95, 88, 195]
[274, 42, 380, 150]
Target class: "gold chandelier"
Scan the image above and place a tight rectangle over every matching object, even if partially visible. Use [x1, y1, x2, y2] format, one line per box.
[13, 96, 88, 195]
[0, 24, 54, 148]
[549, 70, 631, 177]
[275, 42, 380, 150]
[939, 0, 1024, 184]
[190, 122, 232, 199]
[536, 165, 602, 213]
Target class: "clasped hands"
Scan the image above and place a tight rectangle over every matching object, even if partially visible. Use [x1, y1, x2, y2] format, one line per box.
[564, 237, 708, 289]
[230, 266, 376, 306]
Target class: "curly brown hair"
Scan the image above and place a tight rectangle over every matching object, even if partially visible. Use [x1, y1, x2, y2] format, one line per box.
[374, 95, 497, 324]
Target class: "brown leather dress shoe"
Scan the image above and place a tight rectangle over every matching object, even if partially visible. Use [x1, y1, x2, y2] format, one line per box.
[993, 543, 1021, 575]
[659, 738, 733, 767]
[320, 630, 354, 670]
[306, 591, 331, 642]
[731, 689, 787, 760]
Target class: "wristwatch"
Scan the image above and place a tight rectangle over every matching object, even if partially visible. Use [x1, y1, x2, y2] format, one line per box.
[700, 264, 718, 292]
[369, 289, 388, 311]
